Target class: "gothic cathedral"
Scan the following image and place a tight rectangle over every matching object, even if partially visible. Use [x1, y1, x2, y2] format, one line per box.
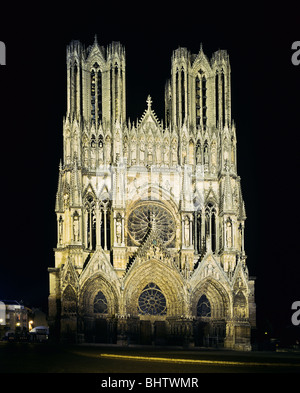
[48, 37, 256, 350]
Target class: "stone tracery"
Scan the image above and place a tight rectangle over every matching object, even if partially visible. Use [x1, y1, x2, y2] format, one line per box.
[48, 38, 256, 350]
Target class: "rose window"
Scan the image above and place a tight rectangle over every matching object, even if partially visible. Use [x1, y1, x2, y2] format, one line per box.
[127, 204, 175, 246]
[138, 283, 167, 316]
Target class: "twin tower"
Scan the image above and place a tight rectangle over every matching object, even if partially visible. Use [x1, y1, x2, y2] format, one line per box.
[48, 37, 256, 350]
[65, 38, 230, 136]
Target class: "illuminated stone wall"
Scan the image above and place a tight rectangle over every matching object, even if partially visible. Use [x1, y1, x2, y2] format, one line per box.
[48, 38, 256, 350]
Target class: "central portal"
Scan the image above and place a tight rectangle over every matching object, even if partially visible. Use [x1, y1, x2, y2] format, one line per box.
[139, 320, 167, 345]
[138, 283, 168, 345]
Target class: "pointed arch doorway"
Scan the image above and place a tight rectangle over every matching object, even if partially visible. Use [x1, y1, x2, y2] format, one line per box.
[194, 293, 226, 348]
[137, 283, 168, 345]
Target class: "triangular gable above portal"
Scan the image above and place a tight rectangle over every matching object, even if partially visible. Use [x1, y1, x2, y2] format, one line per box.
[138, 95, 162, 130]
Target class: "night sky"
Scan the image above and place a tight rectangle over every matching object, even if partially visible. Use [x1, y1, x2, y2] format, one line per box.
[0, 4, 299, 339]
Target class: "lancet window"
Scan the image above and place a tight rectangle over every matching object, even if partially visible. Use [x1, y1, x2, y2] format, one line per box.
[176, 70, 180, 126]
[90, 63, 102, 124]
[91, 70, 96, 121]
[195, 202, 217, 255]
[110, 63, 119, 121]
[221, 71, 225, 127]
[215, 71, 219, 127]
[84, 194, 96, 250]
[195, 75, 201, 126]
[84, 194, 111, 251]
[196, 211, 203, 254]
[73, 63, 78, 114]
[175, 68, 186, 127]
[205, 202, 217, 253]
[97, 70, 102, 123]
[195, 70, 207, 129]
[215, 69, 226, 128]
[99, 200, 111, 251]
[203, 140, 209, 170]
[115, 64, 119, 118]
[181, 68, 185, 124]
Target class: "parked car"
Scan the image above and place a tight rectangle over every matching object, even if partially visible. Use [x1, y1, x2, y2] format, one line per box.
[29, 326, 49, 342]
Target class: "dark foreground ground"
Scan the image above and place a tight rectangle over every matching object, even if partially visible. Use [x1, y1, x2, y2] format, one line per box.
[0, 342, 299, 374]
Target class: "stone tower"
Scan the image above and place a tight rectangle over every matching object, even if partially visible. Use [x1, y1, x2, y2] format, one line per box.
[48, 38, 256, 350]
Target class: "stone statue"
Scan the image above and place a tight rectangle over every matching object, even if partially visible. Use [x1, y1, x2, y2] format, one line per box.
[116, 215, 122, 245]
[226, 219, 232, 248]
[184, 217, 190, 247]
[73, 214, 79, 241]
[59, 216, 63, 243]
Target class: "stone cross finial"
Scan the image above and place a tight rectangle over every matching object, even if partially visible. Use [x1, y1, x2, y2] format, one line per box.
[146, 95, 152, 110]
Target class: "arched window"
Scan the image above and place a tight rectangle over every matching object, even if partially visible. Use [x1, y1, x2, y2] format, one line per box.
[62, 286, 77, 315]
[176, 69, 180, 126]
[215, 71, 219, 127]
[85, 194, 96, 250]
[196, 140, 201, 164]
[91, 63, 102, 124]
[109, 62, 120, 121]
[196, 211, 202, 254]
[195, 75, 201, 126]
[211, 211, 216, 252]
[115, 63, 119, 119]
[181, 68, 185, 124]
[221, 70, 225, 127]
[91, 70, 96, 122]
[138, 283, 167, 316]
[202, 75, 207, 129]
[197, 294, 211, 317]
[195, 70, 207, 129]
[203, 140, 209, 167]
[205, 202, 217, 253]
[73, 63, 78, 113]
[99, 200, 111, 251]
[97, 70, 102, 123]
[215, 69, 225, 128]
[94, 291, 108, 314]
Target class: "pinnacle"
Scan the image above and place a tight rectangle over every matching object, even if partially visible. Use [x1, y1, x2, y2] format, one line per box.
[146, 95, 152, 110]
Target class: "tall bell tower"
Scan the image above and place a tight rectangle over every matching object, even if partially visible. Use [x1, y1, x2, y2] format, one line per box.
[165, 45, 231, 131]
[66, 37, 126, 127]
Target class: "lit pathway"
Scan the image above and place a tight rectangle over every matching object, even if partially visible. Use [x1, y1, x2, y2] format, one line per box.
[99, 353, 300, 369]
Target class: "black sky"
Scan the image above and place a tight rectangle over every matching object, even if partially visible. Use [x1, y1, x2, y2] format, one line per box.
[0, 4, 299, 337]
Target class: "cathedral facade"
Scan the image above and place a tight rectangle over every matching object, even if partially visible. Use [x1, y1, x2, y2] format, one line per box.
[48, 38, 256, 350]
